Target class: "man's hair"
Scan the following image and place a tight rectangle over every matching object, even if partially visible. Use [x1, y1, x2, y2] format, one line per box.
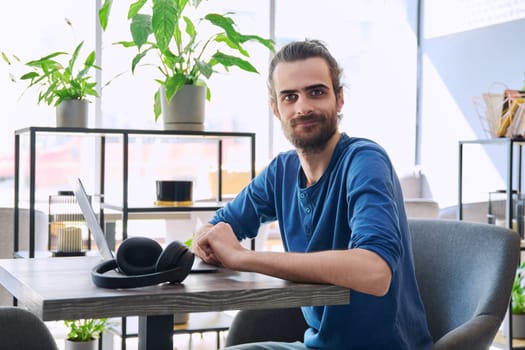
[267, 39, 343, 102]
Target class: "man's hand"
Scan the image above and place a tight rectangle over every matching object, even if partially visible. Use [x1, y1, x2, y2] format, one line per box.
[195, 222, 248, 269]
[191, 223, 213, 260]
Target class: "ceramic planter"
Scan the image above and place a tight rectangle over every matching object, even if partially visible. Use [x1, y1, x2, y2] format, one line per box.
[56, 99, 88, 128]
[64, 339, 97, 350]
[161, 85, 205, 131]
[513, 313, 525, 339]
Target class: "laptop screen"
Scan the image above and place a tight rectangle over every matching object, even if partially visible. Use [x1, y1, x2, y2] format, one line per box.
[74, 178, 218, 272]
[74, 178, 114, 261]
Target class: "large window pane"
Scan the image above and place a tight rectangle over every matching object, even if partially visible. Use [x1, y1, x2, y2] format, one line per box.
[0, 1, 95, 206]
[273, 1, 418, 175]
[100, 1, 272, 170]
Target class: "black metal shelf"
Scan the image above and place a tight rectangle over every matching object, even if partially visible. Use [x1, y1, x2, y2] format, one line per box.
[458, 137, 524, 350]
[14, 126, 256, 257]
[101, 201, 226, 213]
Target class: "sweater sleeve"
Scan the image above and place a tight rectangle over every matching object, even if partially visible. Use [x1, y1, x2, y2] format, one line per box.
[209, 160, 279, 240]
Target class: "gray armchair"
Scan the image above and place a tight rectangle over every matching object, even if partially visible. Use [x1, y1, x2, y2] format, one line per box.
[0, 306, 59, 350]
[409, 218, 519, 349]
[225, 219, 520, 349]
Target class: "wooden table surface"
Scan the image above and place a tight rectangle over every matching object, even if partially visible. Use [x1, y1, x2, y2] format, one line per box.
[0, 256, 350, 321]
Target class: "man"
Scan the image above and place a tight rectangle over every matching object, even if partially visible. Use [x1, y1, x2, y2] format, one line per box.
[193, 39, 433, 349]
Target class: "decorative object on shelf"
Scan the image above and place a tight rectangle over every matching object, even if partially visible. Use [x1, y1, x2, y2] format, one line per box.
[473, 83, 525, 138]
[512, 261, 525, 338]
[101, 0, 274, 129]
[155, 179, 193, 206]
[49, 190, 88, 256]
[64, 318, 106, 350]
[2, 38, 100, 128]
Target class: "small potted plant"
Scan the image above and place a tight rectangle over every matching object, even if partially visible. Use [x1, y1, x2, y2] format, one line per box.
[2, 40, 100, 128]
[2, 17, 102, 128]
[100, 0, 274, 130]
[512, 261, 525, 338]
[64, 318, 107, 350]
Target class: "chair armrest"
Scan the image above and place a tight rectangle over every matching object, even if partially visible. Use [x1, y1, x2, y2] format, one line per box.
[432, 315, 501, 350]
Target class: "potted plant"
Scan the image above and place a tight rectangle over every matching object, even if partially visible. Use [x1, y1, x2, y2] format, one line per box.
[101, 0, 274, 130]
[512, 261, 525, 338]
[64, 318, 107, 350]
[2, 40, 101, 128]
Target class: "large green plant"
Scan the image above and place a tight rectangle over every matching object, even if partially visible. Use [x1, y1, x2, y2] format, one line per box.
[2, 41, 100, 107]
[513, 261, 525, 314]
[64, 318, 107, 342]
[102, 0, 274, 121]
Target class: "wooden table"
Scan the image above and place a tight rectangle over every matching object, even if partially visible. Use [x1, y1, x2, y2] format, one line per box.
[0, 256, 350, 350]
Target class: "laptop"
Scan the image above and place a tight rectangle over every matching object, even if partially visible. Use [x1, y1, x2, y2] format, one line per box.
[74, 178, 217, 272]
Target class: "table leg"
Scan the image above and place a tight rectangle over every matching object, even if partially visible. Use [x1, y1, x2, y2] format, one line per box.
[138, 314, 174, 350]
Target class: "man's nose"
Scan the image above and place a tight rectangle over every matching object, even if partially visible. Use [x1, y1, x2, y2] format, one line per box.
[295, 97, 314, 116]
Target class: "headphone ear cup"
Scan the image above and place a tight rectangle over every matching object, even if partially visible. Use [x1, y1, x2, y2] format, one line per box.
[156, 241, 195, 282]
[116, 237, 163, 275]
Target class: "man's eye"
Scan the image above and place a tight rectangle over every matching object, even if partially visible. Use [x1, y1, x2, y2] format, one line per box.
[283, 94, 298, 102]
[311, 89, 324, 96]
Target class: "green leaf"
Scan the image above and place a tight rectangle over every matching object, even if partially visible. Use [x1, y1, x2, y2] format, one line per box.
[152, 0, 177, 53]
[114, 40, 138, 48]
[67, 41, 84, 78]
[183, 16, 196, 45]
[154, 88, 162, 121]
[194, 60, 213, 79]
[84, 51, 96, 68]
[128, 0, 148, 19]
[165, 73, 187, 100]
[98, 0, 113, 30]
[1, 52, 11, 65]
[131, 51, 148, 74]
[211, 52, 258, 73]
[25, 52, 67, 67]
[130, 14, 152, 49]
[20, 72, 39, 80]
[205, 13, 237, 39]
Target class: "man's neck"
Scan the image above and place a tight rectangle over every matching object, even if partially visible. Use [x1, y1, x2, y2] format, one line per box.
[298, 132, 341, 187]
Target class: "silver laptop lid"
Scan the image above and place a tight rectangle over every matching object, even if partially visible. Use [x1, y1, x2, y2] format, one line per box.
[74, 178, 114, 261]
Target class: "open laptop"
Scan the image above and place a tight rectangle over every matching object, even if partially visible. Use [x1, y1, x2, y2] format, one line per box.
[74, 178, 217, 272]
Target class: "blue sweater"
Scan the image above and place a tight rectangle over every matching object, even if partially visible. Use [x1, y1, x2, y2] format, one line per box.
[211, 133, 433, 349]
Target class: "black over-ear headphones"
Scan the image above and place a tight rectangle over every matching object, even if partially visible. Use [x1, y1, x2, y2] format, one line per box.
[91, 237, 195, 289]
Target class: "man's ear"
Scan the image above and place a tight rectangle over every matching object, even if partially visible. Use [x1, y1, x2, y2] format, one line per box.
[270, 99, 281, 120]
[336, 89, 344, 112]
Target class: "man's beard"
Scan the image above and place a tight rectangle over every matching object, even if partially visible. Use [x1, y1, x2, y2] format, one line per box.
[282, 112, 338, 154]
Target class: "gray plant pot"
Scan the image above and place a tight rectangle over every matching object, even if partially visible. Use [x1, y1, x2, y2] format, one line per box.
[514, 313, 525, 339]
[64, 339, 97, 350]
[56, 99, 88, 128]
[161, 85, 205, 131]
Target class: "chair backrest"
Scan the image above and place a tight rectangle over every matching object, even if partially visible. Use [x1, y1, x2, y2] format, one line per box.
[408, 219, 520, 349]
[0, 207, 48, 306]
[0, 306, 59, 350]
[225, 307, 308, 346]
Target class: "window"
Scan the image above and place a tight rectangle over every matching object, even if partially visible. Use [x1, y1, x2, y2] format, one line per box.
[1, 1, 418, 207]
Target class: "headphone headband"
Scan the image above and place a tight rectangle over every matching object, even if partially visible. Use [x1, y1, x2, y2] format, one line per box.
[92, 254, 194, 289]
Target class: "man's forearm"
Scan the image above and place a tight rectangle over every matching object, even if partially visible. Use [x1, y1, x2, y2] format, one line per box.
[234, 248, 391, 297]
